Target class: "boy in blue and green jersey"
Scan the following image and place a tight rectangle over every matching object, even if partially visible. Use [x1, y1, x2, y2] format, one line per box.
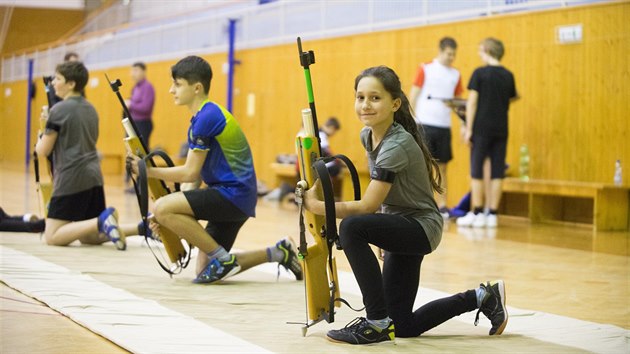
[128, 56, 302, 283]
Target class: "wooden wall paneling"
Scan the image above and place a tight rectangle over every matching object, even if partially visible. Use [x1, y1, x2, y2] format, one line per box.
[1, 2, 627, 207]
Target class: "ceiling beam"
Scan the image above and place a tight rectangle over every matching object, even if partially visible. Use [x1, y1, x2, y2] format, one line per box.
[0, 0, 85, 10]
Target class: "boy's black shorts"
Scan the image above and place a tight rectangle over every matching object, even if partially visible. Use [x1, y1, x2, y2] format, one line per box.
[183, 188, 248, 252]
[47, 186, 106, 221]
[420, 124, 453, 163]
[470, 135, 507, 179]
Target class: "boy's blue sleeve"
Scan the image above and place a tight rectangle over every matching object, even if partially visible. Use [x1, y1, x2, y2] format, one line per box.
[188, 105, 227, 151]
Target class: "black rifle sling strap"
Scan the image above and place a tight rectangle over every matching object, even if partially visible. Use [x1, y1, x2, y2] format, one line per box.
[328, 154, 361, 201]
[130, 149, 183, 275]
[313, 154, 362, 246]
[312, 158, 338, 322]
[312, 154, 364, 318]
[33, 152, 41, 184]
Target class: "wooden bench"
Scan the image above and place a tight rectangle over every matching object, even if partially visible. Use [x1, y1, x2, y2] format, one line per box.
[270, 162, 298, 187]
[500, 178, 629, 231]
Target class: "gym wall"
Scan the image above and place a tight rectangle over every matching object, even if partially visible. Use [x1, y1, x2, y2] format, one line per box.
[0, 1, 627, 206]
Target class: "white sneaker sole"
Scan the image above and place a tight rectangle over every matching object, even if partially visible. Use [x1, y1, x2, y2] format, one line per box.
[104, 210, 126, 251]
[493, 280, 508, 335]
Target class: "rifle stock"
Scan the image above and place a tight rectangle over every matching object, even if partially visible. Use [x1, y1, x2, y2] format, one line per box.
[296, 109, 341, 324]
[34, 109, 53, 218]
[122, 119, 187, 265]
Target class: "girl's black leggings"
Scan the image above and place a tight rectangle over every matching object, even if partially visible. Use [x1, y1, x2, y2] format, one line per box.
[339, 213, 478, 337]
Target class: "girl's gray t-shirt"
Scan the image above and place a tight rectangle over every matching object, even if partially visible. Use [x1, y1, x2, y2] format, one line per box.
[361, 123, 443, 251]
[45, 96, 103, 197]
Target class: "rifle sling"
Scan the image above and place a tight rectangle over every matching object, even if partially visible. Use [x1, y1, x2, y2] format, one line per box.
[311, 154, 362, 320]
[129, 149, 183, 275]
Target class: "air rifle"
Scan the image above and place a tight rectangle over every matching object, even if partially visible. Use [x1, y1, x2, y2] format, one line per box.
[291, 37, 362, 336]
[33, 105, 53, 218]
[427, 95, 467, 122]
[105, 74, 191, 275]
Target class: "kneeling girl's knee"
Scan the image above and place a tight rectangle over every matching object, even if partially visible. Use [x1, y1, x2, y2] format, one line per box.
[339, 215, 366, 248]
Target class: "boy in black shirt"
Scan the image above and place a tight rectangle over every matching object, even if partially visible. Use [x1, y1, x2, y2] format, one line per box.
[458, 38, 519, 228]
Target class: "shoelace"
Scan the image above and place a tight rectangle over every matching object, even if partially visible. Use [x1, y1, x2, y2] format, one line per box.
[341, 317, 368, 332]
[199, 259, 221, 280]
[276, 258, 299, 279]
[474, 308, 482, 326]
[474, 283, 496, 326]
[276, 242, 301, 279]
[103, 224, 122, 244]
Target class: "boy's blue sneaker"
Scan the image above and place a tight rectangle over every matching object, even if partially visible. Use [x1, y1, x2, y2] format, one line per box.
[193, 255, 241, 284]
[276, 238, 303, 280]
[98, 207, 126, 251]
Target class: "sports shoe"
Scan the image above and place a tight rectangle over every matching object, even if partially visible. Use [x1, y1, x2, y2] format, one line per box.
[98, 207, 126, 251]
[486, 214, 498, 228]
[193, 255, 241, 284]
[138, 215, 161, 242]
[276, 238, 303, 280]
[472, 213, 487, 228]
[475, 280, 508, 335]
[439, 207, 450, 220]
[456, 212, 476, 227]
[327, 317, 395, 345]
[22, 213, 38, 222]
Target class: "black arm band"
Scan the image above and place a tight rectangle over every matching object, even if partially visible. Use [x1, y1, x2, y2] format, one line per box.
[371, 168, 396, 183]
[45, 121, 61, 132]
[191, 135, 211, 148]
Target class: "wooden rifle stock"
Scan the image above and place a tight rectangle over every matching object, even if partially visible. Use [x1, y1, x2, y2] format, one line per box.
[34, 107, 53, 217]
[105, 74, 188, 271]
[296, 109, 341, 327]
[121, 119, 188, 265]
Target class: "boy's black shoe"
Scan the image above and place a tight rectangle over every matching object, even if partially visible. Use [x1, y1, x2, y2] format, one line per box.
[475, 280, 508, 335]
[327, 317, 395, 345]
[276, 238, 303, 280]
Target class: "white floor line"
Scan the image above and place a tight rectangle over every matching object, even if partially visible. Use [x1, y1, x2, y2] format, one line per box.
[0, 245, 272, 354]
[258, 262, 630, 354]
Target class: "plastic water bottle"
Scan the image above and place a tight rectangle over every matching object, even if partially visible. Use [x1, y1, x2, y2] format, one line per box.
[519, 144, 530, 181]
[614, 160, 622, 186]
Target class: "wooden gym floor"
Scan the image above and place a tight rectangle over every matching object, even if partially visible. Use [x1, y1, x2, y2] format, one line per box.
[1, 163, 628, 353]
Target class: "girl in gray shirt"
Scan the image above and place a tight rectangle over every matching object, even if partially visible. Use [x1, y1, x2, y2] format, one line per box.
[304, 66, 507, 345]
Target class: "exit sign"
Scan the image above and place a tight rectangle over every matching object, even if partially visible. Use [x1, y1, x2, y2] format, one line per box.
[556, 24, 583, 44]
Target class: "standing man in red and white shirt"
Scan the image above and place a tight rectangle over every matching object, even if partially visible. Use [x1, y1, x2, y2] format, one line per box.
[410, 37, 464, 219]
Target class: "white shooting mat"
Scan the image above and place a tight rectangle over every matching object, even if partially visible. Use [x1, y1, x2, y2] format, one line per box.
[258, 262, 630, 354]
[0, 245, 271, 354]
[1, 240, 628, 354]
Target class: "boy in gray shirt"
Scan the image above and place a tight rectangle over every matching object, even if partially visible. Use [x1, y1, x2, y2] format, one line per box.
[36, 61, 128, 250]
